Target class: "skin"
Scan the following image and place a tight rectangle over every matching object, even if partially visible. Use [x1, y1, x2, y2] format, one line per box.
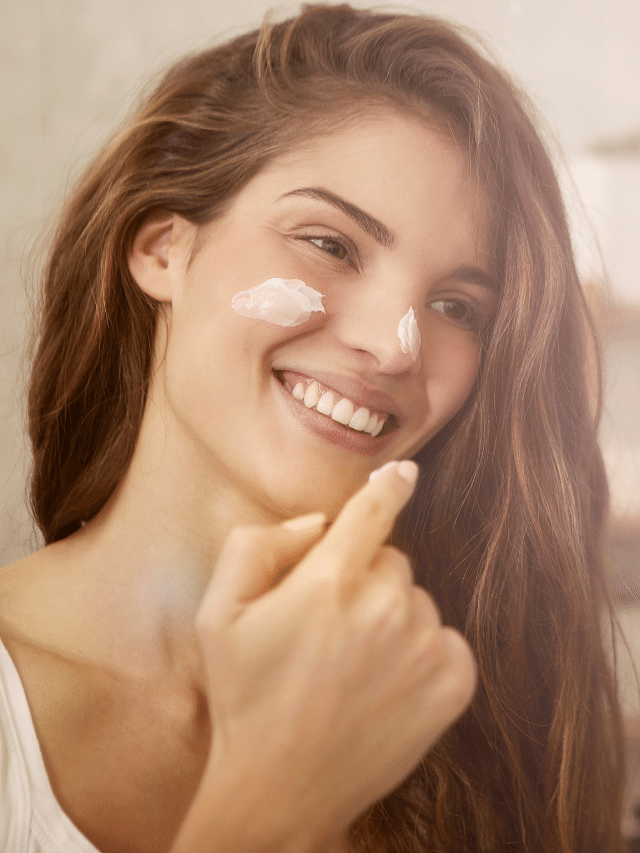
[0, 110, 488, 853]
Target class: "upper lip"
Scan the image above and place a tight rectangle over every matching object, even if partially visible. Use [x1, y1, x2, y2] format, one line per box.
[273, 365, 404, 422]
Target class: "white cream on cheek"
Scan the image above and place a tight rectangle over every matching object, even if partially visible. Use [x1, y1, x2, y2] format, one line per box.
[397, 307, 421, 360]
[232, 281, 420, 365]
[231, 278, 326, 327]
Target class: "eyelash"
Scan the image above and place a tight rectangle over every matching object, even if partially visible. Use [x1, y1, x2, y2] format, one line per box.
[294, 230, 487, 332]
[295, 231, 359, 269]
[428, 298, 485, 332]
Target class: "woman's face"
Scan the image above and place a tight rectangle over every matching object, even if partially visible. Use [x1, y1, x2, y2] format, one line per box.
[145, 110, 495, 520]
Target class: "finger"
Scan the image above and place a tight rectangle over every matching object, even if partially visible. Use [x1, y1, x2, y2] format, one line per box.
[366, 545, 416, 595]
[201, 513, 327, 614]
[364, 549, 442, 625]
[406, 584, 442, 632]
[356, 548, 442, 632]
[304, 460, 418, 594]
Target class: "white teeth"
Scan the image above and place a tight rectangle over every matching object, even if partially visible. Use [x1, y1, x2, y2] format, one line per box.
[284, 376, 389, 436]
[331, 398, 354, 425]
[364, 413, 379, 434]
[304, 381, 320, 408]
[316, 390, 335, 415]
[349, 407, 371, 431]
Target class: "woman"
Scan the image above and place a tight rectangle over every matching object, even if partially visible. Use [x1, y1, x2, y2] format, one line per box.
[0, 4, 625, 852]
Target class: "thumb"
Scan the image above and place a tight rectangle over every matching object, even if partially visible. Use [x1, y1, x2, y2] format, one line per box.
[205, 513, 327, 611]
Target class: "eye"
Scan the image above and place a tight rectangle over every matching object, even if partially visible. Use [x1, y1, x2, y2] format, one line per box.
[307, 237, 350, 261]
[429, 298, 482, 331]
[292, 229, 359, 269]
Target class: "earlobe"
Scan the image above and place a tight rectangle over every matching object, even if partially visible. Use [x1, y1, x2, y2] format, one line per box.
[128, 211, 194, 303]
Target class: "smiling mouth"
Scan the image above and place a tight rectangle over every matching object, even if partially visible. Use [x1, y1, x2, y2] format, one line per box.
[274, 370, 397, 437]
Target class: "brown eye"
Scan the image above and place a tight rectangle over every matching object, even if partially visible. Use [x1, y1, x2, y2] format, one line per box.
[309, 237, 349, 260]
[429, 299, 480, 330]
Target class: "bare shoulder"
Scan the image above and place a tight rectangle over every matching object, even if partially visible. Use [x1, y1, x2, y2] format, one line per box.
[0, 538, 113, 742]
[0, 538, 81, 651]
[1, 545, 54, 643]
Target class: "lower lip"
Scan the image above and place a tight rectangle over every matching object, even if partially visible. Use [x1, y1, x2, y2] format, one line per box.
[271, 371, 393, 456]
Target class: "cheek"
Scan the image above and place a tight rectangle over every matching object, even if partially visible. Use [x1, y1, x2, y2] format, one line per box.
[160, 288, 238, 416]
[425, 333, 481, 418]
[405, 336, 480, 457]
[162, 284, 297, 421]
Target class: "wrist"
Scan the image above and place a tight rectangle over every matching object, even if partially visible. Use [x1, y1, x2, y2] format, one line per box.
[170, 755, 340, 853]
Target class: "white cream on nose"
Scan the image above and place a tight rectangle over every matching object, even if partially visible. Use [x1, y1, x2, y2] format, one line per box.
[397, 307, 421, 360]
[231, 278, 325, 327]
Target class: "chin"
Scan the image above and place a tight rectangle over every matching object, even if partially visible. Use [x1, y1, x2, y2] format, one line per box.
[263, 464, 367, 523]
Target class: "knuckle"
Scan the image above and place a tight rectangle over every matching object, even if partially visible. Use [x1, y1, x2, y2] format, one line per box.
[379, 544, 410, 569]
[377, 546, 413, 584]
[360, 581, 409, 630]
[445, 665, 477, 713]
[441, 628, 477, 708]
[410, 585, 442, 626]
[383, 584, 410, 620]
[418, 624, 448, 662]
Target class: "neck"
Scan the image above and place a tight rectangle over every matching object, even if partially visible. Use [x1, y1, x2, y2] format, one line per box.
[61, 392, 282, 681]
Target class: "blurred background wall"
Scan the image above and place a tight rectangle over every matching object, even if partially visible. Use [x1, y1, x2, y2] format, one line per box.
[2, 0, 640, 832]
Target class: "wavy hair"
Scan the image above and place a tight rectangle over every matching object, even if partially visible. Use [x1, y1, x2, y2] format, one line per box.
[26, 5, 625, 851]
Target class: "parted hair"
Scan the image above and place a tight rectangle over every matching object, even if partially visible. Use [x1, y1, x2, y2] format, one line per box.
[27, 5, 625, 851]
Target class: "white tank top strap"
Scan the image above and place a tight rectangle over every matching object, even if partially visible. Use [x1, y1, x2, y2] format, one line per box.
[0, 637, 100, 852]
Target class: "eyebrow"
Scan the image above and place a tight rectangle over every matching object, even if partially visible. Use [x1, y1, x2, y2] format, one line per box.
[281, 186, 495, 292]
[280, 186, 397, 250]
[448, 264, 496, 294]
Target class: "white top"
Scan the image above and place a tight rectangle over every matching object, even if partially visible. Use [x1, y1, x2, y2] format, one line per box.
[0, 637, 100, 852]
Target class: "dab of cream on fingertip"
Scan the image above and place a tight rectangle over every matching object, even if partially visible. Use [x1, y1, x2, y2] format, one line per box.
[397, 307, 421, 360]
[231, 278, 326, 327]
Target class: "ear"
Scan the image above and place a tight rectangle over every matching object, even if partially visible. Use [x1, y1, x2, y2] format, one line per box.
[128, 210, 196, 303]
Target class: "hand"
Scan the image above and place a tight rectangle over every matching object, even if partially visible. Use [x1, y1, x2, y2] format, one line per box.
[176, 461, 476, 852]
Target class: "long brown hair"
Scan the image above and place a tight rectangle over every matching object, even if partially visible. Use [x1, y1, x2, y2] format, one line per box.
[27, 5, 625, 851]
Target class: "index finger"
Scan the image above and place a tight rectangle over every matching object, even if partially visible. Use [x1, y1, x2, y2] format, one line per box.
[305, 459, 419, 589]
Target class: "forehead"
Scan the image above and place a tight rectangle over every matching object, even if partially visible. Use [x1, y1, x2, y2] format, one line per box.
[265, 108, 468, 185]
[243, 108, 490, 267]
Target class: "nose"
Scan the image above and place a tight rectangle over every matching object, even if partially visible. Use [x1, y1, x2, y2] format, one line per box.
[332, 294, 422, 375]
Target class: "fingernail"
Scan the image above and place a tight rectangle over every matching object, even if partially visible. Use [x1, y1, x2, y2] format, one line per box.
[282, 512, 327, 531]
[397, 459, 419, 485]
[368, 461, 398, 482]
[368, 460, 418, 485]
